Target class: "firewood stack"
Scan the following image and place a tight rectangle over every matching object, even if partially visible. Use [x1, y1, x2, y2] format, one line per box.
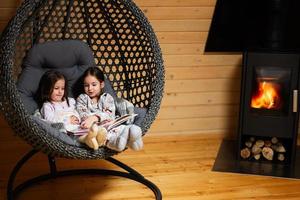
[240, 137, 286, 161]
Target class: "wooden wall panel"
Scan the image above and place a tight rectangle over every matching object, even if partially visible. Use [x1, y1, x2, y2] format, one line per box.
[0, 22, 7, 31]
[164, 55, 242, 67]
[156, 32, 207, 44]
[158, 105, 239, 119]
[151, 19, 211, 32]
[134, 0, 216, 7]
[0, 0, 242, 137]
[161, 43, 205, 55]
[0, 0, 21, 31]
[139, 0, 240, 135]
[165, 79, 240, 93]
[0, 8, 16, 21]
[0, 0, 22, 8]
[140, 7, 214, 20]
[162, 92, 239, 106]
[165, 66, 241, 79]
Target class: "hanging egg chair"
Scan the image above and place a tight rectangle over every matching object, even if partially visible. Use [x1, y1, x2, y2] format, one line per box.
[0, 0, 164, 199]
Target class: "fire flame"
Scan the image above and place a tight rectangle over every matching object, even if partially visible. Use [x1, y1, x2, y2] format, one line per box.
[251, 81, 281, 109]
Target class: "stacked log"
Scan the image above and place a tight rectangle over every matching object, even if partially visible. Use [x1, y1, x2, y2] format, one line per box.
[240, 137, 286, 161]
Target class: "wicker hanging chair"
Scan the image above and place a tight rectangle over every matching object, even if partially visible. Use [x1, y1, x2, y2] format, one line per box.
[0, 0, 164, 199]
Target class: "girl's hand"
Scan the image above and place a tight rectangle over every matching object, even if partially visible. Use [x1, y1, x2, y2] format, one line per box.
[80, 115, 99, 129]
[70, 115, 80, 125]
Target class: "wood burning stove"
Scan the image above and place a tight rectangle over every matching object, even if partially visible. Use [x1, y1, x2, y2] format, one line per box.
[238, 51, 300, 163]
[209, 0, 300, 179]
[212, 51, 300, 179]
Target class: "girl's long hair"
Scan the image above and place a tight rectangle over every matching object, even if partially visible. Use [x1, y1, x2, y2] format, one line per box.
[36, 70, 69, 108]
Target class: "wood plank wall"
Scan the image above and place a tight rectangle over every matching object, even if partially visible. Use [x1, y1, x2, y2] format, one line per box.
[0, 0, 242, 137]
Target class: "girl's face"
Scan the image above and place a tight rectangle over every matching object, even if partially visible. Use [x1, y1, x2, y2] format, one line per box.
[50, 79, 65, 102]
[84, 75, 104, 100]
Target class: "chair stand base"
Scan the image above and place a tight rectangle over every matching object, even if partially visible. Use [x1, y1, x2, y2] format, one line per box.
[7, 149, 162, 200]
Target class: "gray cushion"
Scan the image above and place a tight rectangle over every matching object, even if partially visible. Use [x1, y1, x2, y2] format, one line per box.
[22, 39, 95, 69]
[133, 107, 147, 126]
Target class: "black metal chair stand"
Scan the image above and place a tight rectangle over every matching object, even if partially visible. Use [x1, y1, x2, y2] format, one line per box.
[7, 149, 162, 200]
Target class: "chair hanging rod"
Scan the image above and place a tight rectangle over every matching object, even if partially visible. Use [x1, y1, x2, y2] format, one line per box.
[34, 0, 60, 44]
[82, 0, 92, 45]
[61, 0, 74, 39]
[100, 0, 132, 97]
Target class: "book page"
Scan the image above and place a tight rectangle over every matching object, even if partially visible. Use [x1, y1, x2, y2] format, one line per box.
[100, 113, 137, 131]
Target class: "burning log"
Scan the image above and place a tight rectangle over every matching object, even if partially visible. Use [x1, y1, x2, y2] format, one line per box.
[251, 81, 282, 109]
[262, 147, 274, 160]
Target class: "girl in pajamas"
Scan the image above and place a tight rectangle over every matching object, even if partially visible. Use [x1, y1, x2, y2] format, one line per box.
[76, 67, 143, 152]
[38, 70, 80, 132]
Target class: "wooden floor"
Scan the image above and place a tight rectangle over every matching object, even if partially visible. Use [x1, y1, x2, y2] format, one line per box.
[1, 130, 300, 200]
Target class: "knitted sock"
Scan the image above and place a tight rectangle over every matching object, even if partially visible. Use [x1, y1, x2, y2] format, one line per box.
[127, 125, 143, 151]
[106, 126, 129, 152]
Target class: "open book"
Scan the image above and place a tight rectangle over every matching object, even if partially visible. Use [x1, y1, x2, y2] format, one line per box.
[99, 113, 138, 131]
[72, 113, 137, 135]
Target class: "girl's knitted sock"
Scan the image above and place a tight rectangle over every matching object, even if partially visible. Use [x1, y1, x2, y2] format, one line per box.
[106, 126, 129, 152]
[127, 125, 143, 151]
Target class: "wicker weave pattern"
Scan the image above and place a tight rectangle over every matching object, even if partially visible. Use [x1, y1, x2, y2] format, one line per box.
[0, 0, 164, 159]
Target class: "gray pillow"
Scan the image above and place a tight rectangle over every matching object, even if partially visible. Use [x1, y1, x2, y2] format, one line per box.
[133, 107, 147, 126]
[17, 40, 96, 114]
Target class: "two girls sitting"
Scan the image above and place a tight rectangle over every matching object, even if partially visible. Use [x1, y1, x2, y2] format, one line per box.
[37, 67, 143, 152]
